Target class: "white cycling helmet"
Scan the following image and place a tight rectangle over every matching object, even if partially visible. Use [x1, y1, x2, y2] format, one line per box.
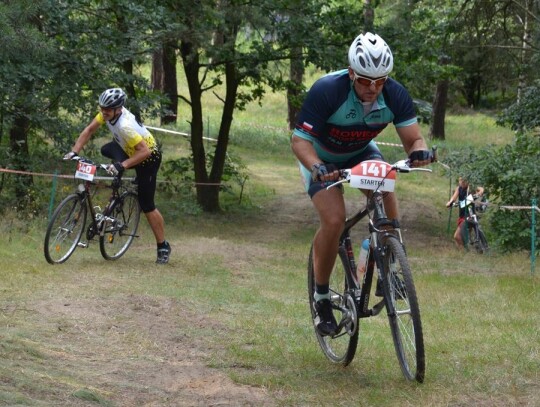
[98, 88, 126, 108]
[348, 32, 393, 77]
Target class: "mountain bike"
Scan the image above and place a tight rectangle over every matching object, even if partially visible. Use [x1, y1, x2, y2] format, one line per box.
[307, 155, 435, 383]
[44, 156, 141, 264]
[453, 194, 489, 254]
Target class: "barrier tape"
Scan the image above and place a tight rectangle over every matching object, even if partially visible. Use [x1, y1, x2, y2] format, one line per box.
[375, 141, 403, 147]
[0, 167, 222, 186]
[500, 200, 539, 275]
[147, 125, 405, 147]
[146, 126, 217, 142]
[500, 205, 540, 213]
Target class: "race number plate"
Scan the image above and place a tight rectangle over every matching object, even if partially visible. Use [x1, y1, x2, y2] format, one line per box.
[349, 160, 396, 192]
[75, 161, 97, 181]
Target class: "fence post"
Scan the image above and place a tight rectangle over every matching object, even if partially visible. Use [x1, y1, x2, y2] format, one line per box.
[532, 198, 537, 275]
[48, 170, 58, 220]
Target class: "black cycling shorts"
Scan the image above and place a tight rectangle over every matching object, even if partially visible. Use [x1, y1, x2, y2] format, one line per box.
[101, 141, 161, 213]
[301, 142, 384, 198]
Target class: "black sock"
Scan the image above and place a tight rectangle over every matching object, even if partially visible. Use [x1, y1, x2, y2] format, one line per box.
[315, 283, 329, 295]
[314, 283, 330, 302]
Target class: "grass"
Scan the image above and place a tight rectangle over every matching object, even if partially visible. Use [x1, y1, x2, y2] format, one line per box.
[1, 80, 540, 405]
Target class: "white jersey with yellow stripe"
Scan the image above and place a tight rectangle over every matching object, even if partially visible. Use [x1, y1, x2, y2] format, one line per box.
[95, 107, 158, 157]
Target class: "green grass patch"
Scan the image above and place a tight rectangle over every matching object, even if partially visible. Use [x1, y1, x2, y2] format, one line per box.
[2, 87, 538, 406]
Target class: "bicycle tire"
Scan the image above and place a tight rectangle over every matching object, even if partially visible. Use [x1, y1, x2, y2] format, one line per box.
[380, 236, 425, 382]
[469, 226, 489, 254]
[307, 243, 359, 366]
[477, 229, 489, 254]
[100, 191, 141, 260]
[44, 194, 87, 264]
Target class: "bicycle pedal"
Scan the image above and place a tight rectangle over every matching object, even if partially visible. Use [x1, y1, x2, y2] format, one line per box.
[77, 241, 89, 248]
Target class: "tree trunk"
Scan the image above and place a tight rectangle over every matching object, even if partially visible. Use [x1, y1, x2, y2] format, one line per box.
[161, 42, 178, 125]
[122, 59, 141, 122]
[363, 0, 374, 32]
[180, 40, 214, 211]
[429, 79, 448, 140]
[287, 48, 304, 131]
[151, 49, 164, 91]
[9, 114, 33, 202]
[517, 0, 534, 103]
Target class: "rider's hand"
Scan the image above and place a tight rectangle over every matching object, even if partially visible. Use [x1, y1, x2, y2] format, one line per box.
[63, 151, 77, 160]
[408, 150, 433, 167]
[107, 162, 124, 176]
[311, 163, 338, 182]
[446, 200, 453, 208]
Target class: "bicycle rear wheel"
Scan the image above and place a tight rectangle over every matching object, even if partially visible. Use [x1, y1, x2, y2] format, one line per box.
[44, 194, 87, 264]
[308, 243, 359, 366]
[380, 236, 425, 382]
[100, 191, 141, 260]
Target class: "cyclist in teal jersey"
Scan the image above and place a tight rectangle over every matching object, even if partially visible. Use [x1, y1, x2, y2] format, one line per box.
[64, 88, 171, 264]
[291, 33, 433, 336]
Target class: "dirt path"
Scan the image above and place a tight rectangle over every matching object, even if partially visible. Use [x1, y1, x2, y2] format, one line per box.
[27, 188, 440, 406]
[34, 294, 274, 406]
[26, 193, 316, 406]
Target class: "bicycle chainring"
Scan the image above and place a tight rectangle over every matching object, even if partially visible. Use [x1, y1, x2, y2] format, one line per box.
[341, 293, 358, 336]
[86, 224, 96, 240]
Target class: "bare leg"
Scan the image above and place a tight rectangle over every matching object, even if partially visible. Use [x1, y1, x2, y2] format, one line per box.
[144, 209, 165, 244]
[383, 192, 399, 220]
[454, 223, 465, 248]
[311, 188, 346, 285]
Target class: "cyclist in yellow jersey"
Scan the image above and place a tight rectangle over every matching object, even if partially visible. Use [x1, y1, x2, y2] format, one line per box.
[64, 88, 171, 264]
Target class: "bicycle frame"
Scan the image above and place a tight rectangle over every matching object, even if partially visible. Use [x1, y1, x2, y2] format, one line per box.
[309, 156, 433, 381]
[44, 156, 141, 264]
[456, 194, 489, 253]
[339, 191, 400, 319]
[77, 178, 121, 244]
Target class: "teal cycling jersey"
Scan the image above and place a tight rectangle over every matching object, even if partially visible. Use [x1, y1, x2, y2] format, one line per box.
[293, 69, 417, 164]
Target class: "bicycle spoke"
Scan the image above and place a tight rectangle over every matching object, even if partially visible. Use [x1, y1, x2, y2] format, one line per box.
[100, 191, 141, 260]
[307, 244, 359, 365]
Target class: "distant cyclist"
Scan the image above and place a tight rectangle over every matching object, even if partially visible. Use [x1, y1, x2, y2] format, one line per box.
[291, 32, 432, 336]
[64, 88, 171, 264]
[446, 176, 484, 249]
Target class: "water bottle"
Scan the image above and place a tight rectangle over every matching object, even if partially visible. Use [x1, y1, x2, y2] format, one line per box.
[357, 238, 370, 282]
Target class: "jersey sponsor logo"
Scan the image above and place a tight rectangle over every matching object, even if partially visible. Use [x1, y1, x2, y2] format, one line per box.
[328, 127, 381, 142]
[345, 109, 357, 119]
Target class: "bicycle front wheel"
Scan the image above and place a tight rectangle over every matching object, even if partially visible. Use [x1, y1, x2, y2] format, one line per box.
[44, 194, 87, 264]
[380, 236, 425, 382]
[469, 225, 489, 254]
[100, 191, 141, 260]
[308, 243, 359, 366]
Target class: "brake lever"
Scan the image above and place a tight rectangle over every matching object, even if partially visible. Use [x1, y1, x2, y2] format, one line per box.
[325, 169, 351, 190]
[325, 179, 349, 190]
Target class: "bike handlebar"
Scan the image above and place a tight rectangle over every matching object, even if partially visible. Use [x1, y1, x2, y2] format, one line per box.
[326, 156, 434, 191]
[65, 155, 112, 173]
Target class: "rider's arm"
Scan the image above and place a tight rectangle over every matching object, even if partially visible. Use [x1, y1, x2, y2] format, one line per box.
[291, 135, 321, 170]
[120, 139, 151, 169]
[446, 187, 459, 207]
[71, 118, 101, 154]
[396, 123, 430, 167]
[291, 135, 339, 182]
